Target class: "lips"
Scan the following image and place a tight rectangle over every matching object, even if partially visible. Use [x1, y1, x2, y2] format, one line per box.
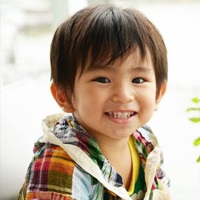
[106, 111, 135, 119]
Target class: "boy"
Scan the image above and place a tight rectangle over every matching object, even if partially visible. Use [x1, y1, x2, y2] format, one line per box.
[19, 4, 171, 200]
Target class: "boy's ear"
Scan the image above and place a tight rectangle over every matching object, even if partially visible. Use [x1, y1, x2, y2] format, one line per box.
[154, 81, 167, 111]
[50, 82, 75, 113]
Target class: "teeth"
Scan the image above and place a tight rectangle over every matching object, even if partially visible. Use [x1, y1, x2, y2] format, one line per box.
[107, 112, 134, 119]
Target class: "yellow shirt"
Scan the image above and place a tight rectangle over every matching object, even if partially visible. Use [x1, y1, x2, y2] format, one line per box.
[128, 137, 140, 195]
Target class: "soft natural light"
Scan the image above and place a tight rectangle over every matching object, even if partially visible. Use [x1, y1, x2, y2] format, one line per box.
[1, 1, 200, 200]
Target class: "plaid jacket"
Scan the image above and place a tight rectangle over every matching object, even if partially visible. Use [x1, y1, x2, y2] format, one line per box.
[19, 114, 170, 200]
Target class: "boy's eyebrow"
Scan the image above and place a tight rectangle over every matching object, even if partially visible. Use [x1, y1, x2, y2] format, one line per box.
[131, 66, 154, 73]
[85, 65, 154, 73]
[85, 64, 113, 71]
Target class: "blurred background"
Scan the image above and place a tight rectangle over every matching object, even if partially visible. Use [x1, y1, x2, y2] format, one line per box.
[1, 0, 200, 199]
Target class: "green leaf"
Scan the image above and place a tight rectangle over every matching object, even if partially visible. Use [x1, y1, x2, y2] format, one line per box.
[193, 137, 200, 146]
[189, 117, 200, 123]
[191, 97, 200, 104]
[186, 107, 200, 112]
[197, 156, 200, 163]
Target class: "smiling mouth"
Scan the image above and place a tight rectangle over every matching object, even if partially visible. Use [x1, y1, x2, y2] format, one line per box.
[106, 111, 135, 119]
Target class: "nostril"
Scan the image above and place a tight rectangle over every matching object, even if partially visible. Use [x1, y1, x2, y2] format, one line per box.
[111, 94, 134, 104]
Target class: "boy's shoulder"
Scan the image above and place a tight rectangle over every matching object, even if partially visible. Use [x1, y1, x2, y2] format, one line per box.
[33, 143, 76, 175]
[22, 143, 76, 195]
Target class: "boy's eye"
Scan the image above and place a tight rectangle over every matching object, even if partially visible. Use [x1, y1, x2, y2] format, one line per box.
[94, 77, 110, 83]
[132, 78, 145, 84]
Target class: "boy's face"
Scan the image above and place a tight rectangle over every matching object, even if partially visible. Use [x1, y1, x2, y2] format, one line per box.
[71, 50, 162, 141]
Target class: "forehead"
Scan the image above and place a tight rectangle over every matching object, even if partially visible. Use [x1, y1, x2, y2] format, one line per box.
[84, 48, 154, 73]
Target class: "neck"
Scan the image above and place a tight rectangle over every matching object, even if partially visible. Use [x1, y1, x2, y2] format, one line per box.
[99, 135, 129, 150]
[98, 136, 132, 190]
[97, 136, 130, 164]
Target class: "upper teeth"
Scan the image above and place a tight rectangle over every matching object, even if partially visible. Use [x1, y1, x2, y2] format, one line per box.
[108, 112, 134, 118]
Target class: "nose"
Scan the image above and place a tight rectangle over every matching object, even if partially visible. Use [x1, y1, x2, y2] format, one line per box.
[111, 82, 134, 104]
